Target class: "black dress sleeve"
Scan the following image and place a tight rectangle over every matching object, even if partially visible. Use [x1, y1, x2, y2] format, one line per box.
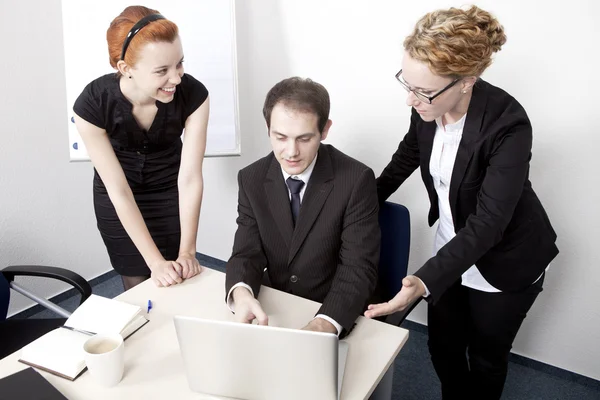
[180, 73, 209, 121]
[73, 79, 106, 129]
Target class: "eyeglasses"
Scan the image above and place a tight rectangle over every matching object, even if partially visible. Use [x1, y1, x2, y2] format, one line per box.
[395, 69, 460, 104]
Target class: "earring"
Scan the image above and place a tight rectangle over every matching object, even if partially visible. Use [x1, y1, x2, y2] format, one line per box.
[128, 75, 132, 79]
[462, 90, 467, 94]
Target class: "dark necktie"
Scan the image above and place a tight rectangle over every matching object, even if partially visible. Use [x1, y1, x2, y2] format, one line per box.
[286, 177, 305, 225]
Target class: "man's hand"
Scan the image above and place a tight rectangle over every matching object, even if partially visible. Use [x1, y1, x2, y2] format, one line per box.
[232, 287, 268, 325]
[302, 318, 338, 334]
[364, 275, 425, 318]
[176, 252, 204, 279]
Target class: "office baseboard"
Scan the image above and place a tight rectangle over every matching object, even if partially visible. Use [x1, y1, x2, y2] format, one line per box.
[8, 253, 600, 390]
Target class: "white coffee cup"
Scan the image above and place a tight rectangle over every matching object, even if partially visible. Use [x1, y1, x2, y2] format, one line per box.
[83, 333, 125, 387]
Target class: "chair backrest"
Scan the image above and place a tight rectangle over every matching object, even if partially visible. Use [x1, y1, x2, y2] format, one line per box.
[0, 272, 10, 322]
[378, 201, 411, 302]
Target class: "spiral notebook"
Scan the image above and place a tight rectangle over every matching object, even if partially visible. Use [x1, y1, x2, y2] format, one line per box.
[18, 294, 148, 380]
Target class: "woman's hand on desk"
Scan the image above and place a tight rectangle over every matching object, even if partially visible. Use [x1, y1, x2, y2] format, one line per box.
[364, 275, 426, 318]
[176, 253, 204, 279]
[150, 260, 184, 287]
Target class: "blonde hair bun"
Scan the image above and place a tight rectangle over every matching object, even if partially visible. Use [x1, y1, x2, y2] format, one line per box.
[404, 5, 507, 77]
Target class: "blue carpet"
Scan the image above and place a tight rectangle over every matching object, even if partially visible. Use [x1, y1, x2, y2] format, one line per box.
[23, 254, 600, 399]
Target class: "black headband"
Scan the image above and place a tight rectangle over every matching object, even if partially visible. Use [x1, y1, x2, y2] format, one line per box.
[120, 14, 166, 60]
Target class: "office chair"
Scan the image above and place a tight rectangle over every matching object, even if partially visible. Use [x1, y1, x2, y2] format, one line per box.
[0, 265, 92, 359]
[369, 201, 424, 400]
[378, 201, 422, 327]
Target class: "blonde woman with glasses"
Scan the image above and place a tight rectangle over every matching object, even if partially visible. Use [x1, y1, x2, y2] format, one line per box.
[365, 6, 558, 399]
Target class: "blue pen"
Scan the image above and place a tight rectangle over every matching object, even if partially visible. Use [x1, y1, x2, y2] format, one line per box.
[147, 299, 153, 313]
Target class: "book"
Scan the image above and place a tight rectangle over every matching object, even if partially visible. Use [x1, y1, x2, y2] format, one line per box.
[18, 294, 149, 381]
[0, 367, 68, 400]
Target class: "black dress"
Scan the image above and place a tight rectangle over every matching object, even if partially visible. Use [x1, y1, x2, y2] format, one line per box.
[73, 73, 209, 276]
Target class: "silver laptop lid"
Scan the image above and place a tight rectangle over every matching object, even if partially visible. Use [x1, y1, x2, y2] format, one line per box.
[174, 316, 339, 400]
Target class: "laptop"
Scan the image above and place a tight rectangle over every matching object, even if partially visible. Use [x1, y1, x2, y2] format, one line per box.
[174, 316, 349, 400]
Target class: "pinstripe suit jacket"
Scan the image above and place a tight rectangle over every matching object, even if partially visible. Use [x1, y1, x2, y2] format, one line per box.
[225, 144, 380, 332]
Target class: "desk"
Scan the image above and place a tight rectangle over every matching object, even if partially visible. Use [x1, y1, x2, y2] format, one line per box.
[0, 268, 409, 399]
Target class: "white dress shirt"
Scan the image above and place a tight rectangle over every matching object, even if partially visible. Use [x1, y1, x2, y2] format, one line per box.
[428, 114, 502, 292]
[226, 156, 343, 335]
[425, 114, 546, 295]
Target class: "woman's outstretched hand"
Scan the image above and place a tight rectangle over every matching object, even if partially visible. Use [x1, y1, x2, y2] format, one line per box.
[364, 275, 426, 318]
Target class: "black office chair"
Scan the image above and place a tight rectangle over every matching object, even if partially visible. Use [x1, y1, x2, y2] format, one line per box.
[0, 265, 92, 359]
[378, 201, 422, 327]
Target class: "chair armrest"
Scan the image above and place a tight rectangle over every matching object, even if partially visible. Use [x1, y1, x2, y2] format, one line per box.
[1, 265, 92, 305]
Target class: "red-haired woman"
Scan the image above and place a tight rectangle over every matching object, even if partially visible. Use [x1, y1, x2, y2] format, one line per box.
[73, 6, 209, 290]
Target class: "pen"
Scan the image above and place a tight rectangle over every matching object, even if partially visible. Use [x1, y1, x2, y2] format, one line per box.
[147, 299, 153, 314]
[61, 326, 96, 336]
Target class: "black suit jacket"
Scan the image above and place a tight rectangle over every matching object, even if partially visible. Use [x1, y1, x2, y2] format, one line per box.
[377, 79, 558, 303]
[226, 144, 380, 332]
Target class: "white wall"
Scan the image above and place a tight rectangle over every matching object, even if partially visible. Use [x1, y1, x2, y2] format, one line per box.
[2, 0, 598, 381]
[0, 0, 112, 314]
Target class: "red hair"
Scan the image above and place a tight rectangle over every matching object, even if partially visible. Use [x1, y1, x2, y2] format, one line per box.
[106, 6, 178, 70]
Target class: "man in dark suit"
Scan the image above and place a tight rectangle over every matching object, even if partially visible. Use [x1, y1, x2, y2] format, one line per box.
[225, 77, 380, 336]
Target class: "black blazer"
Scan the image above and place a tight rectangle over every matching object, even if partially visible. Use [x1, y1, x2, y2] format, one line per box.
[225, 144, 380, 332]
[377, 79, 558, 303]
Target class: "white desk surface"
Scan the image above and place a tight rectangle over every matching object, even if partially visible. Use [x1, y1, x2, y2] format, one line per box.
[0, 268, 409, 399]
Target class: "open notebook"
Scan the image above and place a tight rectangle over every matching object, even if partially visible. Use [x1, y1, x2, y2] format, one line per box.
[18, 294, 149, 380]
